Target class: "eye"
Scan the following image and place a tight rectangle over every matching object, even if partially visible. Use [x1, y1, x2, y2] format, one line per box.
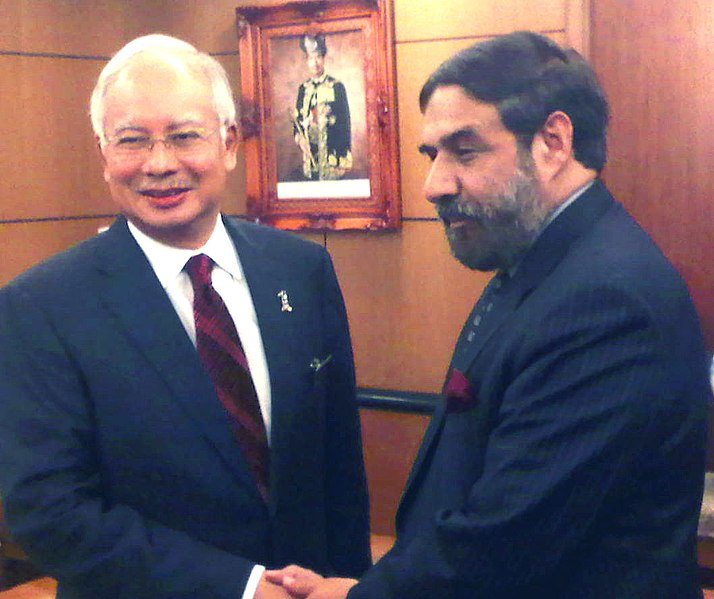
[115, 134, 149, 148]
[454, 147, 479, 162]
[168, 130, 203, 147]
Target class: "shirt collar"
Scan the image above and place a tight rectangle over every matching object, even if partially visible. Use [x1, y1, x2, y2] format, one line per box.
[127, 215, 244, 289]
[309, 73, 328, 85]
[540, 178, 596, 232]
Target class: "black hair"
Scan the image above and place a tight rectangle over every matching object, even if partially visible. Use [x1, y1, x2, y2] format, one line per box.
[299, 34, 327, 57]
[419, 31, 609, 171]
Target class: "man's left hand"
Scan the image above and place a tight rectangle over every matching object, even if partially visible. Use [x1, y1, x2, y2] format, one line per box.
[265, 565, 357, 598]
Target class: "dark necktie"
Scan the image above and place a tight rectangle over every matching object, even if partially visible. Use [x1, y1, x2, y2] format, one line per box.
[458, 271, 509, 352]
[184, 254, 269, 501]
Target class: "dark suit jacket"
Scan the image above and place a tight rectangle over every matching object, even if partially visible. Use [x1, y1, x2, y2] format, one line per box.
[0, 216, 371, 598]
[350, 181, 710, 598]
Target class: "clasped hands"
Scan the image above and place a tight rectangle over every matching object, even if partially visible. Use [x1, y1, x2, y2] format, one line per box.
[257, 565, 357, 599]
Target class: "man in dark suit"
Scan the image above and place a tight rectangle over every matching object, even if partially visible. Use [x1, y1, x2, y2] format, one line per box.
[0, 34, 370, 598]
[268, 30, 711, 598]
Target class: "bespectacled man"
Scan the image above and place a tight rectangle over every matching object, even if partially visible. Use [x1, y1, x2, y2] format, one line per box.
[0, 34, 370, 599]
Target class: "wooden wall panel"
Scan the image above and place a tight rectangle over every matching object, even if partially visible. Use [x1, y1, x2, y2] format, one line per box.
[393, 0, 566, 43]
[590, 1, 714, 348]
[0, 55, 111, 220]
[360, 407, 429, 535]
[0, 219, 113, 285]
[144, 0, 251, 54]
[396, 38, 481, 219]
[0, 0, 160, 56]
[327, 221, 491, 392]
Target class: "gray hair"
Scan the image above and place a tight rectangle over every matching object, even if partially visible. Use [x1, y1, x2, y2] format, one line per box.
[90, 33, 237, 143]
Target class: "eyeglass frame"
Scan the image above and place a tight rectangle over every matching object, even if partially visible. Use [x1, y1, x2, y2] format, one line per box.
[101, 126, 223, 161]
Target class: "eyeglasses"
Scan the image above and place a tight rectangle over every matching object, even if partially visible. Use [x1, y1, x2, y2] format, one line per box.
[104, 127, 219, 160]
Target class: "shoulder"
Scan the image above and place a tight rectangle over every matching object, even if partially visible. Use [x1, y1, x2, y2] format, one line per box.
[326, 76, 345, 89]
[223, 216, 327, 260]
[1, 229, 112, 300]
[575, 199, 687, 299]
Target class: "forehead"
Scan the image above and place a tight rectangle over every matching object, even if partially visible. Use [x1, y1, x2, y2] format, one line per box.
[421, 85, 515, 147]
[103, 55, 216, 130]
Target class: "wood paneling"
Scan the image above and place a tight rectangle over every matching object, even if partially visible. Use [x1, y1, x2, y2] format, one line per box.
[327, 221, 491, 392]
[393, 0, 566, 43]
[0, 0, 159, 56]
[0, 55, 111, 220]
[396, 38, 479, 219]
[590, 1, 714, 348]
[360, 407, 430, 535]
[0, 219, 112, 286]
[148, 0, 250, 54]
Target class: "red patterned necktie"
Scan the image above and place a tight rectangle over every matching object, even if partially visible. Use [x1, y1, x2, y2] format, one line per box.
[184, 254, 269, 501]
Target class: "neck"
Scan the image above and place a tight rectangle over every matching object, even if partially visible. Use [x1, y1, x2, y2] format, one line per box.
[546, 163, 598, 210]
[128, 213, 220, 250]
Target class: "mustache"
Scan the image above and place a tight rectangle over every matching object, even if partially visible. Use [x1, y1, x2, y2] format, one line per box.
[436, 197, 488, 224]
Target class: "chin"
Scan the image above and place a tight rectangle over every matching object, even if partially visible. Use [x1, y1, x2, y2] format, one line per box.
[449, 243, 496, 272]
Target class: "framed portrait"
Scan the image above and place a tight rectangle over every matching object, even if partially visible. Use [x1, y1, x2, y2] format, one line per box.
[236, 0, 400, 230]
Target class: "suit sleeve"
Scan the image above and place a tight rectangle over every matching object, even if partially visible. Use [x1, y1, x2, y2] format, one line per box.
[319, 249, 371, 577]
[0, 284, 255, 599]
[349, 282, 705, 597]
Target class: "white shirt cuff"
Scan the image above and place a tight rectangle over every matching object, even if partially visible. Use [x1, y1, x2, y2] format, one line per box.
[242, 564, 266, 599]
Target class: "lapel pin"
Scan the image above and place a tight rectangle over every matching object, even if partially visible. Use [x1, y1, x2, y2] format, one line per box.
[277, 290, 293, 312]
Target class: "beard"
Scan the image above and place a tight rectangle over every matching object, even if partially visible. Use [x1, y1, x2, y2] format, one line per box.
[438, 154, 551, 271]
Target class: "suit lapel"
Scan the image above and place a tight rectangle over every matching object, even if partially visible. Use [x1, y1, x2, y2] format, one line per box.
[223, 217, 307, 513]
[398, 181, 615, 523]
[92, 218, 259, 493]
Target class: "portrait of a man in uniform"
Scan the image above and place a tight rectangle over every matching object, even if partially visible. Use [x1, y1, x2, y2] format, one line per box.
[292, 33, 352, 181]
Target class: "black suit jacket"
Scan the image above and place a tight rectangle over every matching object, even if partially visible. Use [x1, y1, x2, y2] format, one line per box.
[350, 181, 710, 598]
[0, 216, 370, 598]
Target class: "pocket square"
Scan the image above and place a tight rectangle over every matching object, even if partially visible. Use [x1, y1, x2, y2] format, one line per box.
[443, 367, 475, 413]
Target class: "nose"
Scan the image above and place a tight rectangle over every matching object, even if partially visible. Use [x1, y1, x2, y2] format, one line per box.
[141, 139, 180, 176]
[424, 155, 459, 205]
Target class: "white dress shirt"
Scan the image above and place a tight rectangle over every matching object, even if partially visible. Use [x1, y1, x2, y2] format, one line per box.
[127, 216, 268, 598]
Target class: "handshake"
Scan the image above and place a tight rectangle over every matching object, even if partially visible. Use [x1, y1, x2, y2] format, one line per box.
[258, 566, 357, 599]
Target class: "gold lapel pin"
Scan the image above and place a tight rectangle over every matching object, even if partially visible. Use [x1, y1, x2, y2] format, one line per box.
[277, 290, 293, 312]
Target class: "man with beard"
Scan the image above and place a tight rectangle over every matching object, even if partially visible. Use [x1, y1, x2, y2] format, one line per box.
[267, 31, 710, 598]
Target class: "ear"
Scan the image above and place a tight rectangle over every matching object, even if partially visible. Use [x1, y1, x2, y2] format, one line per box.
[530, 111, 573, 183]
[96, 136, 111, 183]
[223, 124, 240, 172]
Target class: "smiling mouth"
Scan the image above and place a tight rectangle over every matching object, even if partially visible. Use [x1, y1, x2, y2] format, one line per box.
[140, 187, 191, 198]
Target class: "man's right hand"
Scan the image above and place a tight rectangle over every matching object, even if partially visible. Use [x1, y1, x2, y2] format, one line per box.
[264, 565, 324, 597]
